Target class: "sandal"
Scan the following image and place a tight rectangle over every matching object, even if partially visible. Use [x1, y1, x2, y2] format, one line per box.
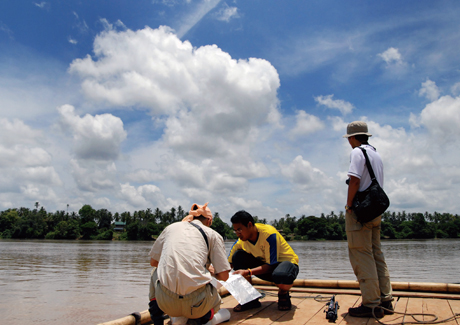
[233, 299, 261, 312]
[278, 292, 292, 311]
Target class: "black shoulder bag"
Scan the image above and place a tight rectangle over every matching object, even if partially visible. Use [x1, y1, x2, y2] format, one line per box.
[189, 221, 210, 268]
[351, 147, 390, 224]
[189, 221, 209, 250]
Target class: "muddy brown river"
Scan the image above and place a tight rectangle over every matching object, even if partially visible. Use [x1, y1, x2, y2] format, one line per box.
[1, 239, 459, 324]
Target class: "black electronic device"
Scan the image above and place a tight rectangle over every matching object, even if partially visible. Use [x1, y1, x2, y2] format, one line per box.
[324, 295, 340, 322]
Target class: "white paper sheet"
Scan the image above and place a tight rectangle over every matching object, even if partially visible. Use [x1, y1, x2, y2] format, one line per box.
[218, 274, 262, 305]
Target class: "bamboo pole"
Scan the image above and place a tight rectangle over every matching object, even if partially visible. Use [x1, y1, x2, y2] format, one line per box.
[252, 278, 460, 293]
[98, 311, 150, 325]
[255, 285, 460, 300]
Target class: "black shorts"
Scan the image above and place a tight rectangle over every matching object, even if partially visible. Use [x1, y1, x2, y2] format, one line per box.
[231, 249, 299, 285]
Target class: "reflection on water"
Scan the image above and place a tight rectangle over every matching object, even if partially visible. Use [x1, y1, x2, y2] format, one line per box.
[0, 239, 459, 324]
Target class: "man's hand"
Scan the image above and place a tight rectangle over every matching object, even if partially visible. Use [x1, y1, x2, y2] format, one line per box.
[232, 269, 251, 278]
[232, 264, 275, 278]
[207, 264, 215, 276]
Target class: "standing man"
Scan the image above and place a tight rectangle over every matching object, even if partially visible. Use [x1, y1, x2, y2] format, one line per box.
[148, 203, 231, 325]
[228, 210, 299, 312]
[343, 121, 393, 318]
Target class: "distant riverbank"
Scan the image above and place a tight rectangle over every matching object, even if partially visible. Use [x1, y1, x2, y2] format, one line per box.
[2, 205, 460, 242]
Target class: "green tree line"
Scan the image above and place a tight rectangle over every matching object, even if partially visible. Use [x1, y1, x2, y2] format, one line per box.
[1, 205, 460, 241]
[0, 205, 237, 241]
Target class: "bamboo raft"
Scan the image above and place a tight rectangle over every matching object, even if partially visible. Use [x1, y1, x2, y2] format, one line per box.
[99, 279, 460, 325]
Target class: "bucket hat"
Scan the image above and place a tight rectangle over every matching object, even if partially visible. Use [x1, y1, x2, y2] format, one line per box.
[343, 121, 372, 138]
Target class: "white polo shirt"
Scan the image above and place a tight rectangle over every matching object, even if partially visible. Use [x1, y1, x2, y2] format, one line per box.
[347, 144, 384, 192]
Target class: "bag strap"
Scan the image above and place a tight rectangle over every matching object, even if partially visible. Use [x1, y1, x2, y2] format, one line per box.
[189, 221, 209, 250]
[357, 146, 378, 183]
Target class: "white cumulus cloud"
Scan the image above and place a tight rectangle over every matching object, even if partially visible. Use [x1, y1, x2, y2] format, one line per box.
[451, 82, 460, 96]
[0, 118, 44, 145]
[290, 110, 324, 137]
[419, 79, 440, 101]
[378, 47, 403, 65]
[68, 25, 281, 203]
[315, 94, 354, 115]
[69, 26, 280, 120]
[119, 183, 168, 209]
[70, 159, 119, 192]
[58, 105, 127, 161]
[281, 155, 334, 191]
[0, 118, 62, 200]
[419, 95, 460, 141]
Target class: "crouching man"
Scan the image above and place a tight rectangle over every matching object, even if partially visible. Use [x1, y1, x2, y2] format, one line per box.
[228, 210, 299, 312]
[148, 203, 231, 325]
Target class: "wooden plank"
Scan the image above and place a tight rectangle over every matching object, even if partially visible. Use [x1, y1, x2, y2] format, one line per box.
[235, 293, 279, 325]
[393, 297, 408, 313]
[220, 294, 241, 309]
[447, 299, 460, 325]
[380, 297, 408, 325]
[273, 293, 331, 325]
[339, 297, 407, 325]
[422, 298, 456, 325]
[335, 295, 362, 325]
[221, 291, 326, 325]
[298, 294, 359, 325]
[219, 293, 279, 325]
[403, 297, 424, 324]
[340, 297, 374, 325]
[217, 291, 460, 325]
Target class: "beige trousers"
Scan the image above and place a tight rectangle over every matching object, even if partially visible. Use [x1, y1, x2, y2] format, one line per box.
[346, 211, 393, 307]
[149, 268, 221, 319]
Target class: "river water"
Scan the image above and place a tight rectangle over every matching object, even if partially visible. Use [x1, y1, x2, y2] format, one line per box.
[0, 239, 459, 324]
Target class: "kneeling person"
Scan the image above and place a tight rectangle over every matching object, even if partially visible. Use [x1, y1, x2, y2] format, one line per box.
[228, 210, 299, 311]
[148, 203, 231, 325]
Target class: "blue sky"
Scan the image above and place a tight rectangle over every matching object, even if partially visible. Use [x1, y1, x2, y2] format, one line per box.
[1, 0, 460, 222]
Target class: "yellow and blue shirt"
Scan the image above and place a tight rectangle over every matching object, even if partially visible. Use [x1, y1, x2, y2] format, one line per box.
[228, 223, 298, 265]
